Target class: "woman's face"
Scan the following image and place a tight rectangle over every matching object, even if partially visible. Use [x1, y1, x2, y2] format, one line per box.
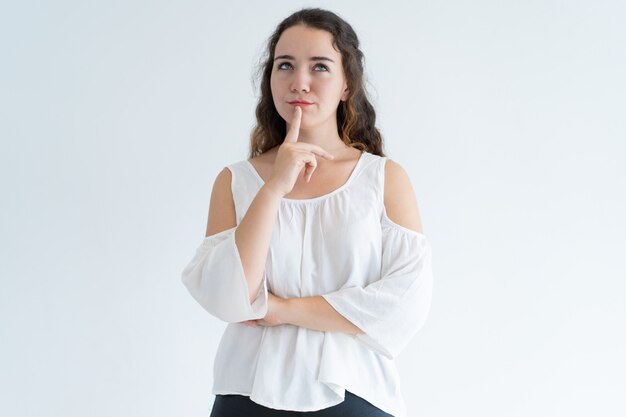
[270, 24, 349, 130]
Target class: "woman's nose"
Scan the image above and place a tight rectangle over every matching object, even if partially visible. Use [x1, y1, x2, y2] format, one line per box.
[290, 69, 310, 93]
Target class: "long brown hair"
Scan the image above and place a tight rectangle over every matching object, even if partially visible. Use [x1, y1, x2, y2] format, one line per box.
[248, 7, 386, 159]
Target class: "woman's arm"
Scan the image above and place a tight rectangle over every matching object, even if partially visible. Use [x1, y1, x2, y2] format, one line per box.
[280, 296, 364, 335]
[207, 167, 282, 304]
[209, 109, 330, 304]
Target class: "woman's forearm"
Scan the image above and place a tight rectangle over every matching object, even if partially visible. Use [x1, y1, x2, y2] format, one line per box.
[235, 185, 282, 303]
[281, 296, 364, 335]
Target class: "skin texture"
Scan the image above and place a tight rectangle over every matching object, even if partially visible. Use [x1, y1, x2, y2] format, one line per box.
[206, 24, 423, 334]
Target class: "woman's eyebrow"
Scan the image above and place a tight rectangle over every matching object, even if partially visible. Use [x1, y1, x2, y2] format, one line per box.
[273, 54, 335, 63]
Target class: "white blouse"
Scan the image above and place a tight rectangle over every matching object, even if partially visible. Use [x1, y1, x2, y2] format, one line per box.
[180, 151, 433, 417]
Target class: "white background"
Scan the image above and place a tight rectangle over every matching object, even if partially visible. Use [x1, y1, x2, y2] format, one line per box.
[1, 1, 625, 416]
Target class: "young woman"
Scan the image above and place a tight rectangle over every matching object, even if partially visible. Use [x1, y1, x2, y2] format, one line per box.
[181, 7, 433, 417]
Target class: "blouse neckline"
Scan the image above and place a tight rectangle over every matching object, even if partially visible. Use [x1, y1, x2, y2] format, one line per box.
[244, 151, 368, 204]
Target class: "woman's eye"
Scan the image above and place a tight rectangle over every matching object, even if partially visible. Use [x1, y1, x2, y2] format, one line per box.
[276, 62, 329, 72]
[277, 62, 293, 70]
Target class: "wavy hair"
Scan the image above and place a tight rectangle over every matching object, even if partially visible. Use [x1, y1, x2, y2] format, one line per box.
[248, 7, 385, 159]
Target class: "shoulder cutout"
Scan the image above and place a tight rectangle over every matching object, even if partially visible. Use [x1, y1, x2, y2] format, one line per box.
[205, 167, 237, 237]
[383, 159, 424, 234]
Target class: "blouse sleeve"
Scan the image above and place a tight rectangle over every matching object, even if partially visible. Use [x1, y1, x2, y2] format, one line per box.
[180, 226, 269, 323]
[321, 216, 433, 359]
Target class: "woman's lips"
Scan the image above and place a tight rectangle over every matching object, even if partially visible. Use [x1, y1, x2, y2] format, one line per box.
[289, 102, 313, 106]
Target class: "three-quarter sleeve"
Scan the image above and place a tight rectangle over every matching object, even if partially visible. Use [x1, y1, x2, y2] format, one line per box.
[321, 218, 433, 360]
[180, 226, 269, 323]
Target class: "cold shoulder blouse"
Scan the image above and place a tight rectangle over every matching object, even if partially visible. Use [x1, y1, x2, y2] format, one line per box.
[180, 151, 433, 417]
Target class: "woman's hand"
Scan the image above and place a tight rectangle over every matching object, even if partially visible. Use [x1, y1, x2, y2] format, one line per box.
[265, 106, 335, 197]
[243, 292, 289, 328]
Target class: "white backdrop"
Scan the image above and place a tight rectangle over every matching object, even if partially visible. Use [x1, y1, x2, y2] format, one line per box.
[1, 1, 625, 416]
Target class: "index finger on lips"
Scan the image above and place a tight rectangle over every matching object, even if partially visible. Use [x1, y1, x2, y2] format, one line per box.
[284, 106, 302, 143]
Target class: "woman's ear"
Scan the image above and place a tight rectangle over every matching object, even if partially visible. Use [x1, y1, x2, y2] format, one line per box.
[341, 86, 349, 101]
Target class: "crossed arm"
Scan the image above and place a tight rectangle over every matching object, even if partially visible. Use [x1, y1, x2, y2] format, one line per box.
[247, 294, 363, 335]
